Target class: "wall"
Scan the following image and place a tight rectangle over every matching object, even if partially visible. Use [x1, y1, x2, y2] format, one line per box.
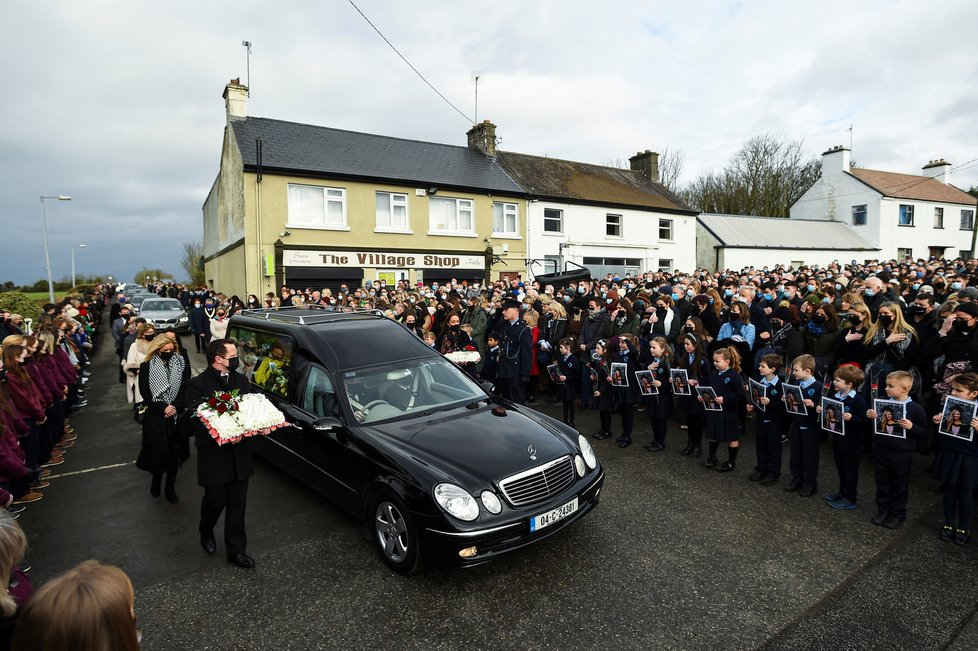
[719, 247, 877, 272]
[204, 241, 246, 298]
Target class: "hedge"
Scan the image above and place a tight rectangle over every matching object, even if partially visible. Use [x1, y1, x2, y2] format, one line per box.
[0, 292, 42, 324]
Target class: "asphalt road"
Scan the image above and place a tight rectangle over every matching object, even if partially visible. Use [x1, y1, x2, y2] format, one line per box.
[22, 325, 978, 650]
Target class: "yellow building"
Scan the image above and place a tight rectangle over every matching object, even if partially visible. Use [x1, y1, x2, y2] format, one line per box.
[203, 80, 528, 297]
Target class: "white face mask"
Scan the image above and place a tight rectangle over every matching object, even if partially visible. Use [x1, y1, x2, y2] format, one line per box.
[427, 306, 436, 315]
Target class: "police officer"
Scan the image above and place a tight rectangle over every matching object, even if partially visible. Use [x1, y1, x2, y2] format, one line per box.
[496, 298, 533, 404]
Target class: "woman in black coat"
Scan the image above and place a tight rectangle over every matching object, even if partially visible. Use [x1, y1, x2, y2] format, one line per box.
[137, 335, 190, 503]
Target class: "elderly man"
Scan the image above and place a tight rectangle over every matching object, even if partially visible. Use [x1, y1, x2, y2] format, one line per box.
[861, 276, 888, 317]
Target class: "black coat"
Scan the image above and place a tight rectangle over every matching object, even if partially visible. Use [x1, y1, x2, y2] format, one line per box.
[136, 357, 190, 475]
[497, 319, 533, 382]
[184, 366, 256, 487]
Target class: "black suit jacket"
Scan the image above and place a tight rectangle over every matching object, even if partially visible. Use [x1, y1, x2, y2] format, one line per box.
[184, 366, 255, 487]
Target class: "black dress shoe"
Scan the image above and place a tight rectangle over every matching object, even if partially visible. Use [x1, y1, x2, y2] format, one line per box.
[784, 482, 801, 492]
[165, 488, 179, 504]
[618, 438, 632, 448]
[200, 532, 217, 555]
[228, 553, 255, 568]
[688, 447, 702, 457]
[703, 457, 717, 468]
[760, 475, 780, 486]
[679, 445, 692, 456]
[150, 476, 161, 498]
[748, 471, 765, 482]
[870, 512, 888, 526]
[798, 486, 817, 497]
[716, 461, 735, 472]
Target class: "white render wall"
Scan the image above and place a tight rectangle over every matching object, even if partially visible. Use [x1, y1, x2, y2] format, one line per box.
[526, 200, 696, 277]
[719, 247, 876, 272]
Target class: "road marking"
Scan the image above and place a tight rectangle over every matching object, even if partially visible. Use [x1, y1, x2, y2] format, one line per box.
[45, 461, 134, 479]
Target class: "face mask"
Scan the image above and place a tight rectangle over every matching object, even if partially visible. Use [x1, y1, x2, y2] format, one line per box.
[656, 306, 666, 316]
[910, 305, 927, 315]
[728, 313, 740, 322]
[143, 335, 154, 341]
[863, 289, 875, 298]
[708, 298, 714, 305]
[724, 289, 733, 297]
[835, 284, 842, 291]
[770, 319, 783, 330]
[634, 301, 646, 311]
[578, 286, 586, 294]
[878, 315, 893, 327]
[812, 314, 826, 324]
[562, 295, 572, 303]
[440, 294, 447, 300]
[686, 289, 694, 297]
[807, 285, 817, 293]
[194, 303, 201, 308]
[912, 283, 920, 291]
[217, 312, 225, 318]
[952, 282, 963, 291]
[822, 297, 831, 304]
[763, 292, 774, 301]
[848, 314, 862, 324]
[671, 293, 680, 302]
[227, 357, 240, 372]
[160, 351, 174, 362]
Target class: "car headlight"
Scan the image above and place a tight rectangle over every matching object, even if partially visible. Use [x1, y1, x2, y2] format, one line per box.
[179, 316, 189, 322]
[574, 455, 586, 477]
[434, 483, 480, 521]
[578, 435, 597, 470]
[481, 490, 502, 514]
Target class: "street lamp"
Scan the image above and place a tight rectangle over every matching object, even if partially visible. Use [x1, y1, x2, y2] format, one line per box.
[39, 195, 72, 303]
[71, 244, 87, 288]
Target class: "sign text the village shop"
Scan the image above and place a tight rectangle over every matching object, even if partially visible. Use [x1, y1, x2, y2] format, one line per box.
[283, 249, 485, 270]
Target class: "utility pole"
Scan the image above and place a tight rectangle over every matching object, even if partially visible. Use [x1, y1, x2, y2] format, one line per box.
[242, 40, 252, 96]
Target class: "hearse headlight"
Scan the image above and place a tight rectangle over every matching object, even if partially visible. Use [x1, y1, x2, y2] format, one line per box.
[434, 483, 480, 521]
[574, 455, 586, 477]
[578, 435, 597, 470]
[481, 490, 502, 514]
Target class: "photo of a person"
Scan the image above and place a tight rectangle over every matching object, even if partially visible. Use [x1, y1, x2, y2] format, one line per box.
[547, 363, 563, 384]
[873, 399, 906, 438]
[670, 368, 691, 396]
[635, 370, 657, 396]
[783, 383, 806, 415]
[820, 397, 845, 435]
[749, 378, 766, 412]
[939, 397, 977, 441]
[695, 386, 722, 412]
[610, 362, 628, 387]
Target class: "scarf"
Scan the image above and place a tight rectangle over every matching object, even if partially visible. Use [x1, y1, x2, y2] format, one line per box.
[805, 320, 826, 337]
[148, 354, 185, 405]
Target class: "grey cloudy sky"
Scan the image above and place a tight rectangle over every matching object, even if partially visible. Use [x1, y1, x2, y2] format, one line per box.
[2, 0, 976, 286]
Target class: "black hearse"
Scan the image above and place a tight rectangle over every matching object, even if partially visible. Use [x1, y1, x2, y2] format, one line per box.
[226, 307, 604, 573]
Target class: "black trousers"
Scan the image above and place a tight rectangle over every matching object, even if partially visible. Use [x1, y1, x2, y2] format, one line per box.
[687, 412, 705, 448]
[200, 479, 249, 555]
[562, 400, 575, 426]
[649, 416, 668, 446]
[755, 419, 784, 479]
[833, 435, 862, 502]
[789, 424, 820, 489]
[498, 376, 525, 404]
[874, 450, 912, 518]
[619, 405, 634, 438]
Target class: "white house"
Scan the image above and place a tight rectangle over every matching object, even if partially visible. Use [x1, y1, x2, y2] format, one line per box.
[696, 213, 879, 272]
[791, 146, 977, 260]
[495, 149, 698, 280]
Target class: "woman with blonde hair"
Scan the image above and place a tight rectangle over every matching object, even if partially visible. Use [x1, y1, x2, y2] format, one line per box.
[0, 512, 31, 648]
[123, 323, 155, 405]
[12, 560, 139, 651]
[862, 302, 919, 395]
[136, 335, 189, 503]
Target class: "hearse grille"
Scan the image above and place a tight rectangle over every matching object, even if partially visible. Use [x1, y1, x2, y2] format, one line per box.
[498, 455, 575, 507]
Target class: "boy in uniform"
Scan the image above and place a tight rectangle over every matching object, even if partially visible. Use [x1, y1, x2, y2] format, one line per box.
[785, 354, 821, 497]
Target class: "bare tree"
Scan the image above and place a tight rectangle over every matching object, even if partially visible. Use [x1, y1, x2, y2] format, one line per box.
[679, 134, 820, 216]
[181, 241, 205, 286]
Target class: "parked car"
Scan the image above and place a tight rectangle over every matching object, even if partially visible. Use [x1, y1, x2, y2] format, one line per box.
[137, 298, 191, 334]
[225, 307, 604, 573]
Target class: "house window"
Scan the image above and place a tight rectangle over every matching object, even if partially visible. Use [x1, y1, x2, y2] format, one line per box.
[543, 255, 561, 275]
[896, 248, 913, 260]
[852, 205, 867, 225]
[287, 184, 346, 228]
[375, 192, 409, 231]
[934, 207, 944, 229]
[429, 197, 474, 235]
[658, 259, 673, 271]
[659, 218, 673, 240]
[543, 208, 563, 233]
[898, 204, 914, 226]
[606, 214, 622, 237]
[492, 202, 519, 236]
[962, 250, 974, 259]
[961, 209, 975, 230]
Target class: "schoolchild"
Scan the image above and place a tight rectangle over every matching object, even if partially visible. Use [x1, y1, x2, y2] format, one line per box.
[784, 354, 822, 496]
[676, 333, 711, 457]
[482, 332, 500, 385]
[819, 365, 868, 510]
[611, 335, 640, 448]
[643, 336, 674, 452]
[931, 371, 978, 544]
[555, 338, 580, 429]
[589, 340, 614, 441]
[864, 370, 929, 529]
[747, 353, 788, 485]
[702, 346, 746, 472]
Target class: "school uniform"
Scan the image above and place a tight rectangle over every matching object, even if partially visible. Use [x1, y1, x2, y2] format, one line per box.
[645, 356, 674, 449]
[828, 390, 868, 505]
[676, 355, 710, 455]
[787, 377, 821, 494]
[753, 376, 788, 482]
[611, 341, 640, 445]
[589, 357, 614, 439]
[556, 353, 580, 427]
[482, 345, 499, 385]
[933, 416, 978, 534]
[703, 368, 746, 443]
[873, 398, 928, 523]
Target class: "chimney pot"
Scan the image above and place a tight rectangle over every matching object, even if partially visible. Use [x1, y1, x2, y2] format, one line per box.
[223, 79, 248, 121]
[466, 120, 497, 157]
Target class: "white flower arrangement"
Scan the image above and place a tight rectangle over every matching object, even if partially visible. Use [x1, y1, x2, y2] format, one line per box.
[196, 392, 288, 446]
[445, 350, 481, 364]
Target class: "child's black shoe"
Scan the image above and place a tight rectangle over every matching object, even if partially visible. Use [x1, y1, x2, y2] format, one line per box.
[748, 471, 764, 482]
[703, 457, 717, 468]
[870, 512, 888, 526]
[716, 461, 735, 473]
[940, 525, 955, 542]
[882, 515, 904, 529]
[955, 529, 970, 545]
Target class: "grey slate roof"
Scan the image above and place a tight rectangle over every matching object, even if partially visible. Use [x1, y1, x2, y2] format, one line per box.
[697, 213, 879, 250]
[230, 117, 522, 194]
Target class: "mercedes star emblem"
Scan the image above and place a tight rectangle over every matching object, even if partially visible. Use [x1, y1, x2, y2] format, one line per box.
[527, 445, 537, 460]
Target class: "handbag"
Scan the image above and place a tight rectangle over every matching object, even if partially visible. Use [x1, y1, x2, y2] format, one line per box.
[133, 402, 147, 425]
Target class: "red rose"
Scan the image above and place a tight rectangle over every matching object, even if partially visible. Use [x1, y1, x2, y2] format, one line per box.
[220, 393, 231, 401]
[208, 397, 218, 407]
[217, 404, 226, 414]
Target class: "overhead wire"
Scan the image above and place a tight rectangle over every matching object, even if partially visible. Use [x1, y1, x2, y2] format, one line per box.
[346, 0, 474, 126]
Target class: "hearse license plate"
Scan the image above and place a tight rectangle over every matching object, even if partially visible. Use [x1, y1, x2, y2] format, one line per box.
[530, 497, 578, 532]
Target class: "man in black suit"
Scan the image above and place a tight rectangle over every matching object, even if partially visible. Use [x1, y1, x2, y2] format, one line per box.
[496, 298, 533, 404]
[184, 338, 257, 568]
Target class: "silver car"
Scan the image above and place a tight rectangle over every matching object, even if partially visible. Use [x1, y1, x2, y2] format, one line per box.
[137, 298, 191, 334]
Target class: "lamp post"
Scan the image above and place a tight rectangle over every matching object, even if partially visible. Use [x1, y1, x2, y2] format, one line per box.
[39, 195, 72, 303]
[71, 244, 87, 288]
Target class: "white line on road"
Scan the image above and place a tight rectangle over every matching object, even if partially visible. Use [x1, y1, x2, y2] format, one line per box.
[45, 461, 134, 479]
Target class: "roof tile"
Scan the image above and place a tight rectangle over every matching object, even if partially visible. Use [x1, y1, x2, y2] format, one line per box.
[848, 168, 975, 205]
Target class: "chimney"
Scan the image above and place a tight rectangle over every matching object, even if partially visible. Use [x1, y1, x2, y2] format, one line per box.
[629, 150, 660, 183]
[922, 158, 952, 184]
[821, 145, 851, 176]
[223, 78, 248, 122]
[466, 120, 497, 157]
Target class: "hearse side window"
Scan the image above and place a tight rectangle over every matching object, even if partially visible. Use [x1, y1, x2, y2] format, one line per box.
[302, 367, 340, 418]
[227, 326, 294, 400]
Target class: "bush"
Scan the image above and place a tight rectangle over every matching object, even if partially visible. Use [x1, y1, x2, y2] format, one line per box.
[0, 292, 42, 324]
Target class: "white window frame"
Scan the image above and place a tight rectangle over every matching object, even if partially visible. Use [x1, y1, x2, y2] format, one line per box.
[896, 247, 913, 260]
[287, 183, 348, 230]
[852, 204, 867, 226]
[375, 191, 411, 233]
[606, 213, 623, 238]
[934, 207, 944, 229]
[428, 197, 475, 236]
[961, 209, 975, 231]
[543, 208, 563, 234]
[658, 259, 673, 272]
[658, 218, 674, 240]
[492, 202, 520, 238]
[898, 204, 914, 227]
